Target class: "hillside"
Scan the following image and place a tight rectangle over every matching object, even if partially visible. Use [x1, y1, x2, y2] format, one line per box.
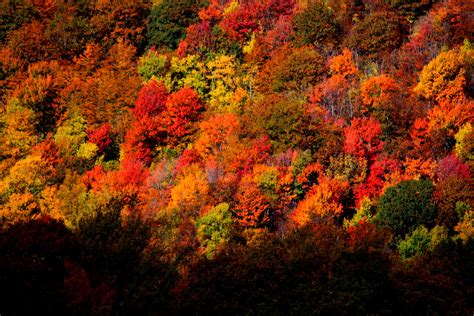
[1, 0, 473, 314]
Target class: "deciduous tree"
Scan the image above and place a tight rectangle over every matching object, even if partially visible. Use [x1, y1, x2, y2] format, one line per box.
[343, 117, 384, 162]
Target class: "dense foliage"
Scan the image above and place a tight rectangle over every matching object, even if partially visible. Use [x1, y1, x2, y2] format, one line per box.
[1, 0, 473, 314]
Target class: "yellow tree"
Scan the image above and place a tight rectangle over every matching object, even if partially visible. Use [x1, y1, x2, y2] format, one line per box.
[414, 45, 474, 133]
[169, 164, 210, 215]
[168, 54, 207, 94]
[0, 98, 36, 160]
[0, 155, 45, 223]
[455, 123, 474, 162]
[414, 49, 466, 102]
[206, 54, 246, 112]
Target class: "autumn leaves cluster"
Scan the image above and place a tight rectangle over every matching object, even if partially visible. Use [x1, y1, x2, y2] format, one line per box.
[1, 0, 473, 258]
[0, 0, 473, 312]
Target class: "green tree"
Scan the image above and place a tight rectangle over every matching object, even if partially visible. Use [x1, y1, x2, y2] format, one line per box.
[196, 203, 233, 259]
[398, 225, 449, 259]
[376, 180, 437, 238]
[137, 50, 168, 82]
[292, 1, 339, 47]
[397, 225, 431, 259]
[146, 0, 208, 50]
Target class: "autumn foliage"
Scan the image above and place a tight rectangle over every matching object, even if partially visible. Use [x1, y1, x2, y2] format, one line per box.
[0, 0, 473, 314]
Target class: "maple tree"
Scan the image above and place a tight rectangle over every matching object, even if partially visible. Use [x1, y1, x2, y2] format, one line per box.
[195, 113, 240, 160]
[87, 123, 115, 157]
[343, 117, 384, 162]
[360, 75, 399, 112]
[109, 156, 150, 210]
[220, 1, 261, 43]
[354, 157, 401, 206]
[133, 80, 169, 117]
[347, 219, 391, 253]
[123, 82, 203, 163]
[309, 74, 353, 119]
[328, 48, 358, 78]
[290, 176, 350, 227]
[122, 80, 169, 164]
[436, 154, 471, 182]
[308, 48, 359, 119]
[177, 22, 213, 57]
[233, 176, 272, 228]
[245, 14, 294, 64]
[164, 86, 204, 143]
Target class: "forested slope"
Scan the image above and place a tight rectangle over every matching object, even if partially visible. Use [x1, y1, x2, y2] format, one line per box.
[0, 0, 473, 314]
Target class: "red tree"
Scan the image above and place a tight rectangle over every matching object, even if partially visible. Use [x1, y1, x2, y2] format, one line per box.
[123, 83, 203, 163]
[343, 117, 384, 162]
[87, 123, 114, 155]
[436, 154, 471, 182]
[165, 86, 204, 142]
[133, 80, 169, 118]
[354, 157, 401, 205]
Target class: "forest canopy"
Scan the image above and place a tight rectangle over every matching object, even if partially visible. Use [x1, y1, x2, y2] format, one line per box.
[0, 0, 473, 314]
